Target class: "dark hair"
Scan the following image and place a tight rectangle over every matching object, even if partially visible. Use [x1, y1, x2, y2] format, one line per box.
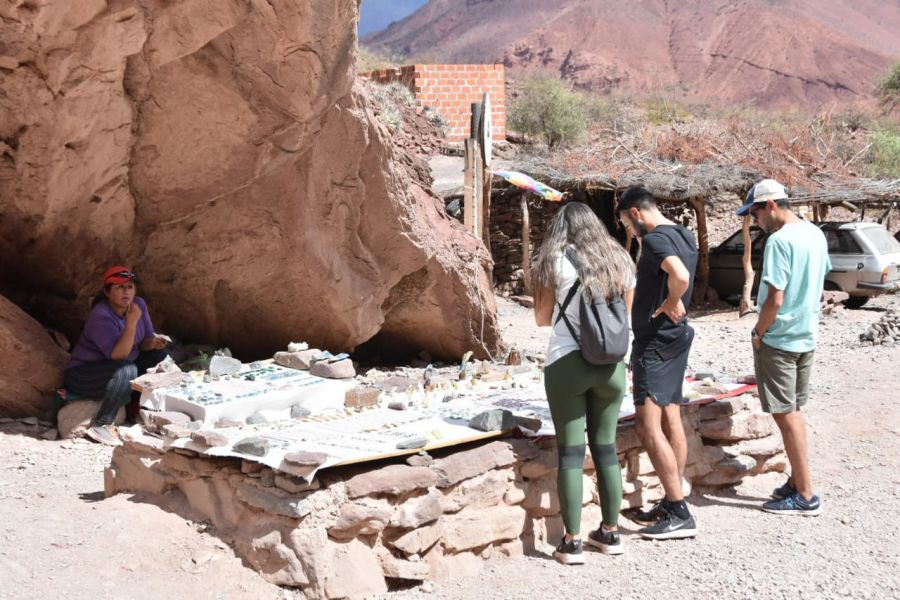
[775, 198, 790, 210]
[618, 186, 657, 212]
[90, 285, 112, 308]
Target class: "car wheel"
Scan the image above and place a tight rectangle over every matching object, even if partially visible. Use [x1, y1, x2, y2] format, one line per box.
[844, 296, 869, 309]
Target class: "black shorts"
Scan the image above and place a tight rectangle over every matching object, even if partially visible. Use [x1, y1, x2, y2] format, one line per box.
[632, 325, 694, 407]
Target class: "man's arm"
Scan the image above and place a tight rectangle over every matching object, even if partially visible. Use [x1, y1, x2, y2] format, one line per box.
[652, 255, 690, 323]
[753, 284, 784, 348]
[533, 282, 555, 327]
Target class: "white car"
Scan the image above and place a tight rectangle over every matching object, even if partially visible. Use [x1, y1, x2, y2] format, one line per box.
[821, 222, 900, 308]
[709, 221, 900, 308]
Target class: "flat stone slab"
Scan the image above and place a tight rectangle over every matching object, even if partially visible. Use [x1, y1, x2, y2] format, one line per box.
[345, 465, 438, 499]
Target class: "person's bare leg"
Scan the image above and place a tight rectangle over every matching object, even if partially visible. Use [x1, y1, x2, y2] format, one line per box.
[636, 400, 683, 501]
[662, 405, 687, 479]
[772, 411, 812, 499]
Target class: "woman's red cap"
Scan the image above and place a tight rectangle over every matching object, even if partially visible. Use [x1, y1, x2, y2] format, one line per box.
[103, 266, 137, 286]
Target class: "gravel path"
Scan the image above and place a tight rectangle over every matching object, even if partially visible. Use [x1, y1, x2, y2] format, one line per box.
[1, 295, 897, 599]
[396, 295, 900, 600]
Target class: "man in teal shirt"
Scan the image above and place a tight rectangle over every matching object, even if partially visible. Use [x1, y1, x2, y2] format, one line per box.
[736, 179, 830, 516]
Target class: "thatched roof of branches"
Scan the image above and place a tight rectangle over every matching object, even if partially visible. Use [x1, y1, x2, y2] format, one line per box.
[495, 108, 900, 207]
[495, 156, 761, 203]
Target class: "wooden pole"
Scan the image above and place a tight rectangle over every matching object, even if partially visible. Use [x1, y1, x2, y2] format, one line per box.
[473, 139, 483, 239]
[463, 139, 476, 236]
[738, 214, 755, 316]
[481, 170, 493, 247]
[521, 192, 532, 294]
[690, 197, 710, 305]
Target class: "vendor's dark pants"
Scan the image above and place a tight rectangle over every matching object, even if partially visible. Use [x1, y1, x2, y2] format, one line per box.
[64, 350, 169, 426]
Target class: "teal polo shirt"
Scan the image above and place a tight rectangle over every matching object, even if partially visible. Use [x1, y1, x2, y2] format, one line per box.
[757, 221, 831, 353]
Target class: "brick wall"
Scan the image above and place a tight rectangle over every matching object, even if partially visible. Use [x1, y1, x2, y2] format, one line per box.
[365, 64, 506, 143]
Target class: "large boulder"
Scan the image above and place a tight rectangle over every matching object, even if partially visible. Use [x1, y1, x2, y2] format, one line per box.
[0, 295, 69, 418]
[0, 0, 501, 361]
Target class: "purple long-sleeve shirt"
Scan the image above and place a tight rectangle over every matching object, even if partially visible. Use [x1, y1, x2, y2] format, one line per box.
[67, 296, 156, 368]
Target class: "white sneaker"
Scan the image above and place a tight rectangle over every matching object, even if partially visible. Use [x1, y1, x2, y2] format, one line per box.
[85, 424, 122, 446]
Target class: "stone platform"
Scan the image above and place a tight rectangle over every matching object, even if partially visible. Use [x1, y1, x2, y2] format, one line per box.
[105, 393, 784, 599]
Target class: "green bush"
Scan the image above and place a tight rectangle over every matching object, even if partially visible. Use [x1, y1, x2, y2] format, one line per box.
[876, 62, 900, 112]
[869, 128, 900, 178]
[508, 77, 588, 148]
[357, 46, 405, 73]
[370, 82, 415, 133]
[638, 97, 692, 125]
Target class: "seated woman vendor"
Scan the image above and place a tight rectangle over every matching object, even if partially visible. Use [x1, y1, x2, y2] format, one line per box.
[64, 266, 169, 445]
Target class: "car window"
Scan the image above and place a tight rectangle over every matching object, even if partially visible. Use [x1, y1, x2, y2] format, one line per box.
[824, 230, 841, 253]
[825, 230, 863, 254]
[838, 231, 862, 254]
[716, 228, 766, 253]
[858, 227, 900, 255]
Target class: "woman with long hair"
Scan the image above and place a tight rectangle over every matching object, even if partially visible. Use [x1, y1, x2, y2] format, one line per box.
[531, 202, 635, 564]
[64, 266, 169, 445]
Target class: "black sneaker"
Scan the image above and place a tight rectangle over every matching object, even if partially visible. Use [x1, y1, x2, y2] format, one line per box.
[771, 477, 795, 500]
[587, 526, 624, 555]
[762, 491, 822, 516]
[553, 537, 585, 565]
[632, 500, 667, 526]
[638, 506, 698, 540]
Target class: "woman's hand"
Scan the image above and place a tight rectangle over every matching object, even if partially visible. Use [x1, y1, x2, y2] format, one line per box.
[140, 335, 167, 351]
[125, 301, 142, 326]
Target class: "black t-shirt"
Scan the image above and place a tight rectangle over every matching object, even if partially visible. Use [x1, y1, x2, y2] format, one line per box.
[632, 224, 698, 349]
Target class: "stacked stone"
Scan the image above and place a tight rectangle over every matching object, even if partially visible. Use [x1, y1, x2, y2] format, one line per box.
[105, 392, 783, 599]
[821, 290, 849, 316]
[458, 191, 561, 295]
[687, 394, 785, 486]
[859, 308, 900, 346]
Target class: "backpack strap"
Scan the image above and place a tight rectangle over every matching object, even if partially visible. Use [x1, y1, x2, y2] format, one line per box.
[554, 279, 581, 343]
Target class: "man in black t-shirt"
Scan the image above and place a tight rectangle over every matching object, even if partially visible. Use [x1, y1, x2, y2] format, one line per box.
[618, 186, 698, 541]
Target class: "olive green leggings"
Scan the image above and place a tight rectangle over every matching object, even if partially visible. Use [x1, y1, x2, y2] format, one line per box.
[544, 351, 626, 533]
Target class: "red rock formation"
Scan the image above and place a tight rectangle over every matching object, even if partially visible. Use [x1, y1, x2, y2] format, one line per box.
[0, 295, 69, 418]
[365, 0, 900, 109]
[0, 1, 500, 361]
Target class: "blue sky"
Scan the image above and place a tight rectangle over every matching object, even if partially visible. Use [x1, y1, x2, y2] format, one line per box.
[359, 0, 428, 37]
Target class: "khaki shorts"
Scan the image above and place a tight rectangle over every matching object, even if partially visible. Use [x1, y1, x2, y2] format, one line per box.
[752, 342, 815, 414]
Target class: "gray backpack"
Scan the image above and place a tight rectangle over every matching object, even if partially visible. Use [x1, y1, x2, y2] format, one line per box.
[555, 278, 629, 365]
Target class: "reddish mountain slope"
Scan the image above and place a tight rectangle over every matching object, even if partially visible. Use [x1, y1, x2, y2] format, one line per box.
[364, 0, 900, 108]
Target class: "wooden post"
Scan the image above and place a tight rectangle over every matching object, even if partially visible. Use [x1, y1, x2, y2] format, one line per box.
[689, 198, 710, 305]
[521, 192, 531, 294]
[473, 139, 483, 239]
[463, 138, 477, 236]
[738, 214, 755, 316]
[482, 171, 493, 246]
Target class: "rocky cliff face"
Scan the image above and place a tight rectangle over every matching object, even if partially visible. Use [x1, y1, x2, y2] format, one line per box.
[0, 0, 500, 361]
[0, 295, 69, 418]
[365, 0, 900, 109]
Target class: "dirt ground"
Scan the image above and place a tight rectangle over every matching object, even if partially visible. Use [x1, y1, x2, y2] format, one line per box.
[2, 295, 898, 600]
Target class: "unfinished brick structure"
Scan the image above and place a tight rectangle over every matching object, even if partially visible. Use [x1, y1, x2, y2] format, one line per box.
[365, 64, 506, 143]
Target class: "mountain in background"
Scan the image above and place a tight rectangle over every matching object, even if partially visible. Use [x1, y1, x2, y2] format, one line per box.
[359, 0, 429, 37]
[363, 0, 900, 109]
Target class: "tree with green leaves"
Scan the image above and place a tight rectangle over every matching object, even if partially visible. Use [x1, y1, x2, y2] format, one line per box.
[508, 77, 588, 148]
[876, 62, 900, 113]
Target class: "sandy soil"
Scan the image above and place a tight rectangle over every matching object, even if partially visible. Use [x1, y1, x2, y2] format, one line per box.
[1, 295, 898, 599]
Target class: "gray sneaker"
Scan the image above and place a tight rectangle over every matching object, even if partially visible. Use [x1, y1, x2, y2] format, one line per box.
[85, 424, 121, 446]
